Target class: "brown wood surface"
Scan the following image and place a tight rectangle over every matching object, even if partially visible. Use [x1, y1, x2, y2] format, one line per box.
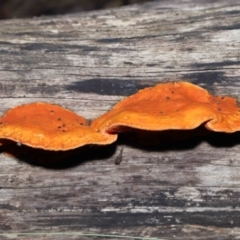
[0, 0, 240, 239]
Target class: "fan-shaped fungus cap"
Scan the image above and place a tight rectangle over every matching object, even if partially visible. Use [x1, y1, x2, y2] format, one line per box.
[0, 102, 116, 150]
[92, 81, 240, 133]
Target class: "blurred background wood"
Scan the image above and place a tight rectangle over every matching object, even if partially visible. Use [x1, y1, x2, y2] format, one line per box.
[0, 0, 240, 239]
[0, 0, 152, 19]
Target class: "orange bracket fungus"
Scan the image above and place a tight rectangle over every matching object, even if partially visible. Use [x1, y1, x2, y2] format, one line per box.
[0, 102, 116, 150]
[91, 81, 240, 134]
[0, 81, 240, 151]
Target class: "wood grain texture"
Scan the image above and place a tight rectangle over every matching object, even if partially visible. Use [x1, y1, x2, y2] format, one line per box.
[0, 0, 240, 239]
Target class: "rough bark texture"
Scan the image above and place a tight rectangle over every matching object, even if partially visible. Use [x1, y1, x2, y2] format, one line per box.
[0, 0, 240, 239]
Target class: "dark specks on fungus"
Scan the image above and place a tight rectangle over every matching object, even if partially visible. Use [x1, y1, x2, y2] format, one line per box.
[0, 102, 116, 150]
[1, 82, 240, 151]
[92, 81, 240, 134]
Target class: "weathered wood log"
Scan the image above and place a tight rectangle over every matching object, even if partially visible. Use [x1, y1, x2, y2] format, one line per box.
[0, 0, 240, 239]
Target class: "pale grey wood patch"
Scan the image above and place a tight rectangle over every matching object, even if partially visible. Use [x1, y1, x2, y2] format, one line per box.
[0, 0, 240, 239]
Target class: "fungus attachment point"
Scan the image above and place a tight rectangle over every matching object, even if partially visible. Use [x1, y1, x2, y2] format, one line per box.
[0, 102, 116, 150]
[92, 82, 240, 134]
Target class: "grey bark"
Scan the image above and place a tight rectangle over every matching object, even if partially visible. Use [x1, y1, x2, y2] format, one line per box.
[0, 0, 240, 239]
